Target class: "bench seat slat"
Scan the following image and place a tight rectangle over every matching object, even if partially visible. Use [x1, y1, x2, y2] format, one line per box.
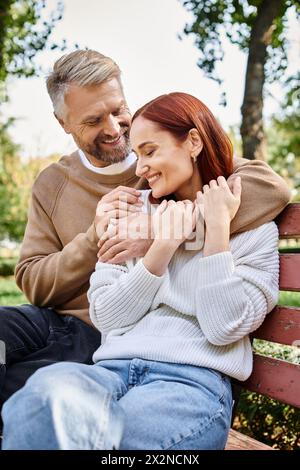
[253, 306, 300, 345]
[225, 429, 273, 450]
[243, 354, 300, 408]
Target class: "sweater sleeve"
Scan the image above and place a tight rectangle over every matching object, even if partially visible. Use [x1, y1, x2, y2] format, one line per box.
[15, 171, 99, 308]
[88, 259, 165, 334]
[229, 158, 291, 234]
[195, 223, 279, 346]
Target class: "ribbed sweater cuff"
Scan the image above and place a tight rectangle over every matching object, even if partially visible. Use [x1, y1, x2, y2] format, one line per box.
[135, 258, 166, 285]
[90, 258, 165, 327]
[198, 252, 234, 285]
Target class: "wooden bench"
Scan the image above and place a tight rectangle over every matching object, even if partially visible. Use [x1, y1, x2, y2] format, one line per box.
[225, 203, 300, 450]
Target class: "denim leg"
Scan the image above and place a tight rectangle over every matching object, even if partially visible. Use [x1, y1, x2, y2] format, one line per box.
[0, 305, 101, 407]
[116, 359, 233, 450]
[1, 361, 128, 450]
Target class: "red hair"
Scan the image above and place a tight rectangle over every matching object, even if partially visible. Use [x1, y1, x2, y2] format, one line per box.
[132, 92, 233, 185]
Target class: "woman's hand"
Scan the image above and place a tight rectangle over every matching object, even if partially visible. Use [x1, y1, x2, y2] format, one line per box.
[196, 176, 242, 257]
[152, 199, 199, 247]
[143, 199, 198, 276]
[196, 176, 241, 228]
[94, 186, 143, 239]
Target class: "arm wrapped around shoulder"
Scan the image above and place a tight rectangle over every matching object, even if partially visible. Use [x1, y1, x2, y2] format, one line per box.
[195, 222, 279, 346]
[229, 158, 291, 234]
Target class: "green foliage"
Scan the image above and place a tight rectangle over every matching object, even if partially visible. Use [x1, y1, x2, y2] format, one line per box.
[0, 1, 66, 240]
[0, 119, 59, 241]
[0, 257, 17, 276]
[0, 118, 25, 240]
[0, 276, 26, 305]
[254, 339, 300, 364]
[0, 118, 28, 240]
[234, 390, 300, 449]
[180, 1, 300, 159]
[267, 73, 300, 200]
[180, 0, 300, 85]
[0, 0, 64, 89]
[279, 290, 300, 307]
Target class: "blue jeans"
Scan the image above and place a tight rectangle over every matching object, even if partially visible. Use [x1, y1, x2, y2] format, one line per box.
[0, 304, 102, 410]
[1, 358, 232, 450]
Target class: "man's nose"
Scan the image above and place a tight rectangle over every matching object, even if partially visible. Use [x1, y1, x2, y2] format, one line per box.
[103, 115, 120, 137]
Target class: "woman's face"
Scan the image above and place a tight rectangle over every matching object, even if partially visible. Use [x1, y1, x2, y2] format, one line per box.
[130, 116, 200, 200]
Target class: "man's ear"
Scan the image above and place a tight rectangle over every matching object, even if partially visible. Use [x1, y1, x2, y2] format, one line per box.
[54, 112, 71, 134]
[188, 128, 203, 156]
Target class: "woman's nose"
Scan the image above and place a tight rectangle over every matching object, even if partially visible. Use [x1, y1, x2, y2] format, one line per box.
[136, 161, 150, 177]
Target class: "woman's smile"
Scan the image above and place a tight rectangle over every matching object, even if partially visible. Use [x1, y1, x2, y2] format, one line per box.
[146, 172, 161, 186]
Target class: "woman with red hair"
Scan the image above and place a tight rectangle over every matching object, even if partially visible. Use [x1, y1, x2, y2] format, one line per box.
[2, 93, 279, 450]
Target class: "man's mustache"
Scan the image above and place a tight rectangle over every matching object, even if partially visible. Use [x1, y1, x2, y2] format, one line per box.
[95, 126, 130, 144]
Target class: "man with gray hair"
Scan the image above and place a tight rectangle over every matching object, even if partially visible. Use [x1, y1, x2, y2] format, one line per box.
[0, 49, 290, 416]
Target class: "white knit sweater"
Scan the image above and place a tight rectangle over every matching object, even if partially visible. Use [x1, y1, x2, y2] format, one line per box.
[88, 191, 279, 381]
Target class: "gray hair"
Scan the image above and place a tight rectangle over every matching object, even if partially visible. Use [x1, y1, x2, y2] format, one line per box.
[46, 49, 122, 118]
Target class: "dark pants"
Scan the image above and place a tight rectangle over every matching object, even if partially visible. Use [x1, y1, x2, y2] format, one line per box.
[0, 304, 102, 413]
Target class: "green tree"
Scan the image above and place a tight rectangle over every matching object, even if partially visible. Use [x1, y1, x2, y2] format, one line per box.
[0, 0, 64, 95]
[0, 0, 64, 241]
[0, 118, 26, 240]
[0, 121, 22, 241]
[180, 0, 300, 160]
[267, 73, 300, 200]
[0, 125, 59, 241]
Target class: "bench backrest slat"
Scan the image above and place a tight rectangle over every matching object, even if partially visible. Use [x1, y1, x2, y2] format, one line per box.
[276, 203, 300, 238]
[254, 306, 300, 346]
[243, 354, 300, 408]
[279, 254, 300, 291]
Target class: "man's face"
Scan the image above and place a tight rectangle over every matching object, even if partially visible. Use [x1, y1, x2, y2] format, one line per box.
[58, 78, 132, 166]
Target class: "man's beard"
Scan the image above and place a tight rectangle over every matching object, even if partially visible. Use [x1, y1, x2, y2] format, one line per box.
[80, 127, 131, 164]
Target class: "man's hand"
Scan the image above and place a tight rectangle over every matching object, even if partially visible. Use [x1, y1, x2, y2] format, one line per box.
[99, 212, 152, 242]
[97, 238, 153, 264]
[97, 212, 153, 264]
[94, 186, 143, 239]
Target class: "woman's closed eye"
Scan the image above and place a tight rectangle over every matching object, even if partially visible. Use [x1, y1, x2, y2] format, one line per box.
[132, 146, 157, 159]
[133, 149, 155, 159]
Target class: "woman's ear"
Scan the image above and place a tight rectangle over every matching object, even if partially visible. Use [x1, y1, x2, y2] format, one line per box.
[188, 128, 203, 158]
